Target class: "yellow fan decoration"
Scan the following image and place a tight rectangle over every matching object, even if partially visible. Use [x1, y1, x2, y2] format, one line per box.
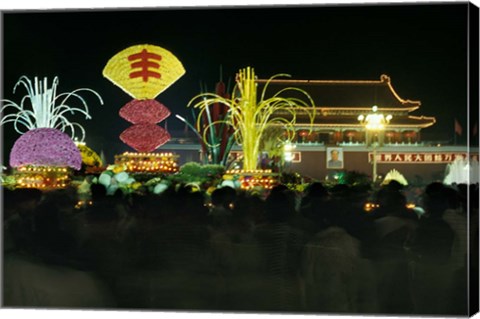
[103, 44, 186, 99]
[77, 143, 103, 167]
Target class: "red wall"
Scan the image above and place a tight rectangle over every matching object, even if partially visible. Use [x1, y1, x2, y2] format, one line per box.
[291, 150, 449, 183]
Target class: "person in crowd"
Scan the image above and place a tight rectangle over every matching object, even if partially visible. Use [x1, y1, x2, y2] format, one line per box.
[2, 179, 475, 315]
[207, 191, 266, 311]
[300, 200, 368, 313]
[118, 185, 217, 309]
[299, 182, 331, 233]
[208, 186, 236, 229]
[4, 188, 115, 308]
[440, 183, 471, 315]
[4, 188, 43, 252]
[253, 186, 306, 311]
[407, 182, 458, 315]
[370, 183, 418, 314]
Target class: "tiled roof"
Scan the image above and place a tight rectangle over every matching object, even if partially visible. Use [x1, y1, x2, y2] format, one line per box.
[256, 74, 421, 111]
[273, 113, 436, 129]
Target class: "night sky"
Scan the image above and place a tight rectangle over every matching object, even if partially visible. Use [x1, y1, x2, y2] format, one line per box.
[1, 3, 476, 162]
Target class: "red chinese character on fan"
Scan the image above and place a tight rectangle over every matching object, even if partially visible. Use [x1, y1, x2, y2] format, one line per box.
[128, 49, 162, 82]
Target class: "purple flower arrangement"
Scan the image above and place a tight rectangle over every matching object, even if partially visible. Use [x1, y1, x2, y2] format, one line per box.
[10, 128, 82, 170]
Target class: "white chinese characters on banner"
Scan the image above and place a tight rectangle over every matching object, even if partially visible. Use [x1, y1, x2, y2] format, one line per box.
[368, 153, 479, 164]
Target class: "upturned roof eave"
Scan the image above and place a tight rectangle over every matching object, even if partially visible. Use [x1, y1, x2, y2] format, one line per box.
[272, 115, 436, 129]
[271, 122, 436, 129]
[281, 106, 421, 112]
[256, 74, 422, 109]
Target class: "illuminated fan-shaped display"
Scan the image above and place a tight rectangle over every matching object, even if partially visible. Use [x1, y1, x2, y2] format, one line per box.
[103, 44, 186, 100]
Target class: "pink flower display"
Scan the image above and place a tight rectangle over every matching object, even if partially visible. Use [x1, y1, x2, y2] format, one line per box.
[9, 128, 82, 170]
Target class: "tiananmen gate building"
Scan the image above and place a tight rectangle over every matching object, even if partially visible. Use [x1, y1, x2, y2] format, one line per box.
[161, 75, 477, 183]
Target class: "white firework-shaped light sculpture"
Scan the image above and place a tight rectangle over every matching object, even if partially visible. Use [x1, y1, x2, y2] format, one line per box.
[0, 76, 103, 142]
[382, 169, 408, 186]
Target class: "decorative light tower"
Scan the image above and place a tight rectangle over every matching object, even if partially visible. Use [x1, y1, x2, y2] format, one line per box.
[358, 105, 392, 183]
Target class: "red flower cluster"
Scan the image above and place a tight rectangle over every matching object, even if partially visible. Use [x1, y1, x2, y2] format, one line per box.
[120, 123, 171, 153]
[119, 99, 170, 124]
[119, 99, 171, 152]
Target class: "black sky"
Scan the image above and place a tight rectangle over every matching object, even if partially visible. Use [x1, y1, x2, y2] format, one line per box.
[1, 3, 476, 160]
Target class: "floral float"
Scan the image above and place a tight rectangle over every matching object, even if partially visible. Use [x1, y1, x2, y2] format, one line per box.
[103, 44, 185, 173]
[10, 128, 82, 169]
[103, 44, 184, 151]
[0, 76, 103, 189]
[188, 67, 316, 175]
[10, 129, 75, 189]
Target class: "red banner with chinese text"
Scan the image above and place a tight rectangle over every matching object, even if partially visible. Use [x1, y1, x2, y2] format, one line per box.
[368, 152, 479, 164]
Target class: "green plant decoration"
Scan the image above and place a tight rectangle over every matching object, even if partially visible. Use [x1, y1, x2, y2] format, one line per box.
[176, 70, 235, 166]
[170, 162, 225, 186]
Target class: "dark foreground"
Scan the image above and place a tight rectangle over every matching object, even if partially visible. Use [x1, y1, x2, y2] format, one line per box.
[3, 182, 479, 315]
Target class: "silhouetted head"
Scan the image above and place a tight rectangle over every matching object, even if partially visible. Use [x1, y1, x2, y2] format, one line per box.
[265, 188, 296, 223]
[211, 186, 236, 209]
[269, 184, 289, 196]
[423, 182, 460, 217]
[330, 184, 350, 198]
[4, 188, 43, 218]
[377, 189, 407, 210]
[90, 183, 107, 201]
[384, 180, 404, 192]
[305, 182, 329, 199]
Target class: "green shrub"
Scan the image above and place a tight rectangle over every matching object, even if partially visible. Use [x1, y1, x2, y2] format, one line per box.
[170, 162, 226, 186]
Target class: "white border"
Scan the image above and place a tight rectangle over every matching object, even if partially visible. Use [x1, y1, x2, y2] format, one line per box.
[1, 1, 478, 319]
[0, 0, 474, 10]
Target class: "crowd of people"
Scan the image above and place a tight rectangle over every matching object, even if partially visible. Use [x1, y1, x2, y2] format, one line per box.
[3, 180, 479, 315]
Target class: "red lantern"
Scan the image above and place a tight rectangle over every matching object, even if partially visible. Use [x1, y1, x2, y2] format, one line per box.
[299, 130, 308, 137]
